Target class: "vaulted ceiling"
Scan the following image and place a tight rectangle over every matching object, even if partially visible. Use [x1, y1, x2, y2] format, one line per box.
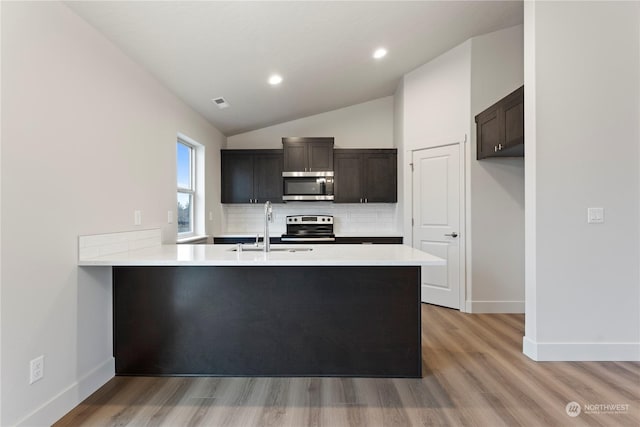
[66, 1, 523, 136]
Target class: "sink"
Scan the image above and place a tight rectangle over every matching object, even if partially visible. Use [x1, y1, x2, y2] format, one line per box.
[228, 246, 312, 253]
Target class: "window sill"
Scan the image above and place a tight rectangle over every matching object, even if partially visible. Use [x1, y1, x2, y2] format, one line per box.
[177, 235, 209, 244]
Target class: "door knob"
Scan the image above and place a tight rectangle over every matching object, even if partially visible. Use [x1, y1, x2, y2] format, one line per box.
[444, 232, 458, 238]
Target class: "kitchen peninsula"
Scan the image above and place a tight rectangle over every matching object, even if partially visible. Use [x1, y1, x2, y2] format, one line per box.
[79, 238, 444, 378]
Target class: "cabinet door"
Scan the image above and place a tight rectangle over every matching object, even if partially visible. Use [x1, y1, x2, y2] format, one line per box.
[363, 151, 397, 203]
[503, 86, 524, 150]
[282, 140, 308, 172]
[476, 106, 502, 160]
[475, 85, 524, 159]
[253, 153, 283, 203]
[334, 151, 363, 203]
[308, 141, 334, 171]
[221, 151, 254, 203]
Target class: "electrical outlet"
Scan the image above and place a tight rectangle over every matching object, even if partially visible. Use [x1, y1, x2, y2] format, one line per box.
[30, 355, 44, 384]
[209, 211, 213, 221]
[134, 210, 142, 226]
[168, 210, 174, 224]
[587, 207, 604, 224]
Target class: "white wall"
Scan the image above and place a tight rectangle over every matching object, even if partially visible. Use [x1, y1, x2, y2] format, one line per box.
[1, 2, 225, 425]
[400, 41, 471, 259]
[393, 80, 405, 234]
[402, 41, 471, 151]
[524, 1, 640, 361]
[0, 3, 3, 422]
[400, 28, 525, 314]
[227, 96, 394, 149]
[469, 25, 524, 312]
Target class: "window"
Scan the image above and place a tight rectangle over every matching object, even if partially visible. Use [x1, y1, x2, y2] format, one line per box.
[177, 140, 195, 236]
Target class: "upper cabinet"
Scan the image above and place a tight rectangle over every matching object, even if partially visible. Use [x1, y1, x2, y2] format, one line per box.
[221, 150, 283, 204]
[282, 137, 334, 172]
[475, 85, 524, 160]
[334, 149, 397, 203]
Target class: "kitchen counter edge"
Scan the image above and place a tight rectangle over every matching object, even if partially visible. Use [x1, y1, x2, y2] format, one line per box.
[78, 244, 444, 267]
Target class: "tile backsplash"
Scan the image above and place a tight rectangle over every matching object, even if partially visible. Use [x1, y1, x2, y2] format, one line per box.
[78, 228, 161, 260]
[222, 203, 400, 236]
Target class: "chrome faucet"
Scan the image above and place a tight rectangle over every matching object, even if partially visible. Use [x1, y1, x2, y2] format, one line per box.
[263, 201, 273, 252]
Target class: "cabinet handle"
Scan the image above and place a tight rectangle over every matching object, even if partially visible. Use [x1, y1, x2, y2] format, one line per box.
[498, 143, 503, 150]
[444, 232, 458, 238]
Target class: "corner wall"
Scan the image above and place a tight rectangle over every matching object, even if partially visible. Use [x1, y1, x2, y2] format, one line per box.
[400, 30, 525, 314]
[469, 25, 525, 313]
[524, 1, 640, 361]
[1, 2, 225, 424]
[400, 40, 471, 259]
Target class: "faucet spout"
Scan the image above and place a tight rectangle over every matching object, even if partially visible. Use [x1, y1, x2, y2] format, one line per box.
[263, 201, 273, 252]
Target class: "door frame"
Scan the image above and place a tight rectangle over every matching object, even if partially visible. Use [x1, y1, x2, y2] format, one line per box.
[403, 135, 468, 312]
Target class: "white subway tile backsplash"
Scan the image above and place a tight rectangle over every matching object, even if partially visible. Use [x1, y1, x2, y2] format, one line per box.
[222, 204, 400, 236]
[98, 242, 129, 257]
[78, 228, 161, 261]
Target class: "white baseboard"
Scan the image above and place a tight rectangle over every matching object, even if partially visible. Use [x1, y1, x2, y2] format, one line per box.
[17, 357, 115, 427]
[465, 300, 525, 313]
[523, 336, 640, 361]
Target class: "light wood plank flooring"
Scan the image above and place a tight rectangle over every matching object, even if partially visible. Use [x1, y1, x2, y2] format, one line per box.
[55, 304, 639, 426]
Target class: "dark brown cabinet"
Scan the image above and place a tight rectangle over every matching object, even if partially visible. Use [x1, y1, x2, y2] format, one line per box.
[282, 137, 334, 172]
[221, 150, 283, 204]
[475, 85, 524, 160]
[334, 149, 397, 203]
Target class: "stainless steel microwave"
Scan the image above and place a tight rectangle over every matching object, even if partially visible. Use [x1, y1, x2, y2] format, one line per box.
[282, 171, 334, 201]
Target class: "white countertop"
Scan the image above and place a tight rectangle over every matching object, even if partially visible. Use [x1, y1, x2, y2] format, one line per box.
[78, 244, 444, 267]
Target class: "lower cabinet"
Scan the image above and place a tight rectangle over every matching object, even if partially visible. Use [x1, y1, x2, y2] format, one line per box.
[334, 149, 397, 203]
[221, 150, 283, 204]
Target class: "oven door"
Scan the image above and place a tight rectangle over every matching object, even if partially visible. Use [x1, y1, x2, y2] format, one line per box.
[282, 172, 334, 201]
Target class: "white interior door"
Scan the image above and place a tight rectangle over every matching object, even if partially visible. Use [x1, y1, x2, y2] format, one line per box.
[412, 144, 461, 309]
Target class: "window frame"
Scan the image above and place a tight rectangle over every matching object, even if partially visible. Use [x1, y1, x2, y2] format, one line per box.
[177, 139, 196, 238]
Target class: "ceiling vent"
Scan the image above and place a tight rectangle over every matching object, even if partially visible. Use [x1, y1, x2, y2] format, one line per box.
[212, 97, 230, 109]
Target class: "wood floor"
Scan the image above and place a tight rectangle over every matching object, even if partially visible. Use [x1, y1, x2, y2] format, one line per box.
[55, 304, 639, 426]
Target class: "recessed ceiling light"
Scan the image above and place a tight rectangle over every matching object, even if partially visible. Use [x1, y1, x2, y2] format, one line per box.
[268, 74, 283, 85]
[373, 48, 387, 59]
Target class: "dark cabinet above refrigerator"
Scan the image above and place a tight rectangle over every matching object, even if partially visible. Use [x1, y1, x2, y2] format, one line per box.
[475, 85, 524, 160]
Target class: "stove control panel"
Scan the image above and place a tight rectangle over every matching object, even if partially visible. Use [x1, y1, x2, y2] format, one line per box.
[286, 215, 333, 225]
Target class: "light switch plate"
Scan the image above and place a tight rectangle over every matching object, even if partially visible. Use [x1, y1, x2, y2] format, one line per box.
[587, 207, 604, 224]
[134, 210, 142, 226]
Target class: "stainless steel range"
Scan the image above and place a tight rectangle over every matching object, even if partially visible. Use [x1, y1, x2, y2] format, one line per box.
[280, 215, 335, 242]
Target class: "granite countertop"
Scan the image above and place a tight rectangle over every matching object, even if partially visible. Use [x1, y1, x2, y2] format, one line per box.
[78, 244, 444, 267]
